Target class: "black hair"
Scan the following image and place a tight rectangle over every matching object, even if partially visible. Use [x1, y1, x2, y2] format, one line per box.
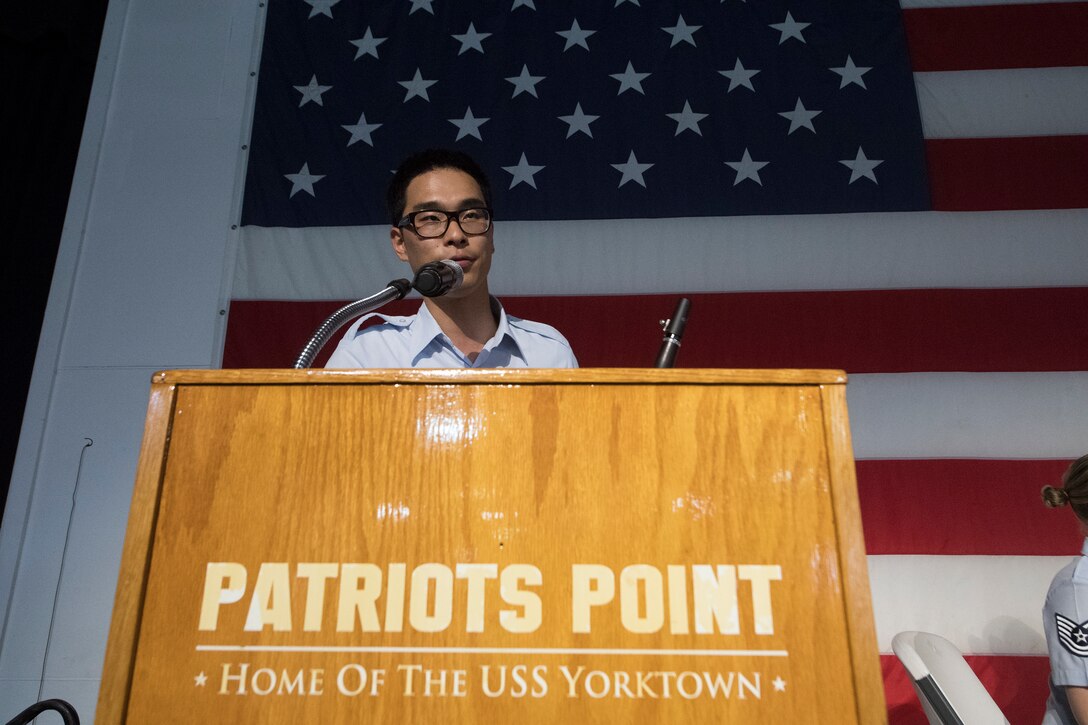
[386, 149, 493, 225]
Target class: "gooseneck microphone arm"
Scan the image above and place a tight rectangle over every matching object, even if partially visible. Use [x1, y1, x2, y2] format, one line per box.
[293, 279, 412, 369]
[654, 297, 691, 369]
[292, 260, 466, 369]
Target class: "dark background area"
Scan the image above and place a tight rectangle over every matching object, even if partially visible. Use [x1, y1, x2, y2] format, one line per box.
[0, 2, 110, 525]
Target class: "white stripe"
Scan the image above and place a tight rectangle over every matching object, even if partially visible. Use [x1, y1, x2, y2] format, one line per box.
[869, 554, 1064, 655]
[195, 645, 788, 656]
[849, 373, 1088, 459]
[916, 68, 1088, 138]
[234, 210, 1088, 299]
[901, 0, 1082, 8]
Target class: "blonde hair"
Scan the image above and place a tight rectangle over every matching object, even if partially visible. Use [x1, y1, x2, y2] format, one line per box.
[1042, 454, 1088, 521]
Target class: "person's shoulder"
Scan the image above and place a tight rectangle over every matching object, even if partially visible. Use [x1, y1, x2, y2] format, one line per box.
[342, 311, 415, 340]
[325, 311, 418, 368]
[507, 315, 570, 344]
[1048, 554, 1088, 604]
[505, 314, 578, 367]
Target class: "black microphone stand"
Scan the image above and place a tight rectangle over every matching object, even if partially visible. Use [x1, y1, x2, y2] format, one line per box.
[654, 298, 691, 368]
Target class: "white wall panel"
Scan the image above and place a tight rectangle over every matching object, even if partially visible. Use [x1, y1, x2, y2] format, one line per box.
[0, 0, 263, 716]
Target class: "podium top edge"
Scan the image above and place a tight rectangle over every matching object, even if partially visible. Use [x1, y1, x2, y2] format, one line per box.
[150, 368, 848, 386]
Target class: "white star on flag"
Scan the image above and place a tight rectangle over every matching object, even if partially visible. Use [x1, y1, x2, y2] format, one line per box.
[557, 20, 596, 52]
[662, 15, 701, 47]
[303, 0, 339, 19]
[408, 0, 434, 15]
[840, 147, 884, 183]
[506, 65, 545, 98]
[350, 28, 386, 60]
[558, 103, 599, 138]
[725, 149, 769, 186]
[610, 61, 650, 95]
[503, 153, 545, 189]
[511, 0, 536, 10]
[615, 0, 639, 6]
[611, 151, 653, 188]
[666, 101, 708, 136]
[770, 12, 810, 44]
[449, 107, 490, 141]
[285, 163, 324, 198]
[831, 56, 872, 89]
[294, 75, 331, 107]
[398, 69, 437, 102]
[341, 112, 382, 147]
[779, 98, 821, 134]
[452, 23, 491, 55]
[719, 59, 760, 92]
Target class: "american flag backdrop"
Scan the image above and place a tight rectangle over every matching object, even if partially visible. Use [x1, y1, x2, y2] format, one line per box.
[225, 0, 1088, 720]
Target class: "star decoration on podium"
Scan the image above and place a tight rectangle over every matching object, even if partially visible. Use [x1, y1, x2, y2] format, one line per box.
[195, 672, 208, 687]
[773, 676, 787, 692]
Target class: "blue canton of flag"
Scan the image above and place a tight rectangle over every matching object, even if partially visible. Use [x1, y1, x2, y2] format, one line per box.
[240, 0, 930, 227]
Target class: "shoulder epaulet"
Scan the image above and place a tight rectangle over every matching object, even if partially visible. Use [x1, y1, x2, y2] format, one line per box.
[507, 316, 573, 347]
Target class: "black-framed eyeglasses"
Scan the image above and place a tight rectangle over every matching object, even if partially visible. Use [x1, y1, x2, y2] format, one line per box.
[397, 208, 493, 238]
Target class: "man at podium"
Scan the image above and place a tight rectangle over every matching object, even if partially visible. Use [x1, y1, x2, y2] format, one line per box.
[325, 149, 577, 369]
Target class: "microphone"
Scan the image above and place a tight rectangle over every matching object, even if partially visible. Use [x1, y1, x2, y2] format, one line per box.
[654, 297, 691, 368]
[412, 259, 464, 297]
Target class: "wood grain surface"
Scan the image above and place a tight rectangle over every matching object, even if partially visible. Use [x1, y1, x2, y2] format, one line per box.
[98, 369, 882, 724]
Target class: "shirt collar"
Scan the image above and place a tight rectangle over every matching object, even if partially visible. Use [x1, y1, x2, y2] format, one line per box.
[1081, 537, 1088, 557]
[405, 297, 524, 364]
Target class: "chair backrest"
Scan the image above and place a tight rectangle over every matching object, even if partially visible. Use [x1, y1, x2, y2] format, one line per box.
[891, 631, 1010, 725]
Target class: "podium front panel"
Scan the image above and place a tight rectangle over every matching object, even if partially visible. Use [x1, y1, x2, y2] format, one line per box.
[99, 369, 882, 724]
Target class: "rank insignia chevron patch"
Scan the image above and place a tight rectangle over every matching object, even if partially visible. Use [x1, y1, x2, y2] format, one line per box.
[1056, 613, 1088, 657]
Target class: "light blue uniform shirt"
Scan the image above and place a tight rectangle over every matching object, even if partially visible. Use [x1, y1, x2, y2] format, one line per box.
[325, 297, 577, 369]
[1044, 538, 1088, 725]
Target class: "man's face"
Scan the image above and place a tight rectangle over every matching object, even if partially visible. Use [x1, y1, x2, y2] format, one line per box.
[391, 167, 494, 300]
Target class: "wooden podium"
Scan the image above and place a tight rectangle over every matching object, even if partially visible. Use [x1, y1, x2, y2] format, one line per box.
[97, 369, 884, 723]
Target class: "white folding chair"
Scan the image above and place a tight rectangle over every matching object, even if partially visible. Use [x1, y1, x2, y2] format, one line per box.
[892, 631, 1010, 725]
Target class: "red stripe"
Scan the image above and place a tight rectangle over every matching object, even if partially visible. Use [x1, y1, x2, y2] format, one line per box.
[927, 136, 1088, 211]
[882, 654, 1048, 724]
[224, 287, 1088, 372]
[858, 459, 1081, 556]
[903, 2, 1088, 71]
